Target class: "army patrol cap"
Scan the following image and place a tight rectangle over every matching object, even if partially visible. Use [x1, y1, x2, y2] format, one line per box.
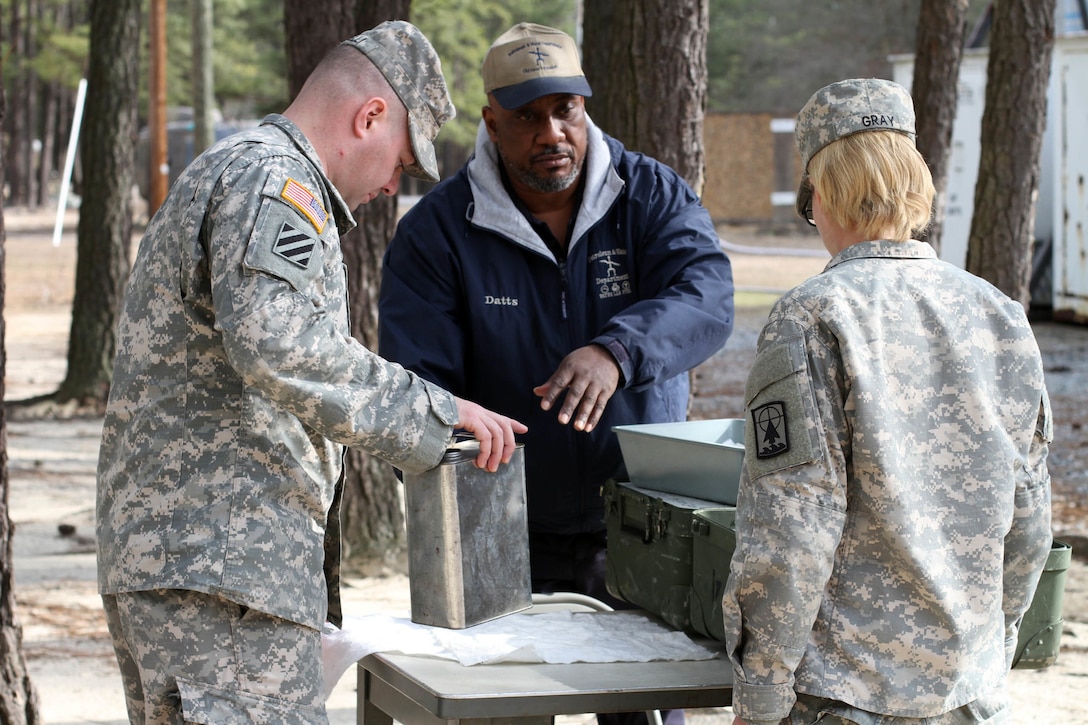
[342, 21, 454, 183]
[795, 78, 916, 172]
[483, 23, 593, 109]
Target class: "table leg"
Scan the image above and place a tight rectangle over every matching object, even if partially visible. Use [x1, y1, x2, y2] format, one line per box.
[357, 667, 394, 725]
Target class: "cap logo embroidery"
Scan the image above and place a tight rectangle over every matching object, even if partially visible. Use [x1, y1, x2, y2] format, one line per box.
[753, 401, 790, 459]
[273, 220, 317, 269]
[280, 178, 328, 233]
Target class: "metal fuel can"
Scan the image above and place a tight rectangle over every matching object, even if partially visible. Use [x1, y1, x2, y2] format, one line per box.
[403, 441, 531, 628]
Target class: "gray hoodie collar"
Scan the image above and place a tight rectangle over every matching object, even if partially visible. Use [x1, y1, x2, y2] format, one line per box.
[466, 114, 624, 260]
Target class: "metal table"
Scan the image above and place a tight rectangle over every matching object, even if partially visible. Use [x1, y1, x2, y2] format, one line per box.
[355, 613, 733, 725]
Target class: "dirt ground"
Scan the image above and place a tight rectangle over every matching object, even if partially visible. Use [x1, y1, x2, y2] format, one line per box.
[3, 207, 1087, 724]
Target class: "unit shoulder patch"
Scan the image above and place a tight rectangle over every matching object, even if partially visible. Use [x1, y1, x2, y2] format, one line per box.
[273, 220, 317, 268]
[752, 400, 790, 459]
[743, 337, 821, 476]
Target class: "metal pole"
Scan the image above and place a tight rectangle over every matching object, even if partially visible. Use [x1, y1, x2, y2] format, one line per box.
[149, 0, 168, 215]
[52, 77, 87, 247]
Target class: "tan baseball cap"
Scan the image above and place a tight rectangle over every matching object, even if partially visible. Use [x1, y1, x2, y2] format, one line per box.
[483, 23, 593, 109]
[342, 21, 455, 183]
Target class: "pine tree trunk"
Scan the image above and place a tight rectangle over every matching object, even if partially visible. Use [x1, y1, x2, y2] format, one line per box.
[582, 0, 709, 194]
[35, 81, 57, 209]
[582, 0, 709, 412]
[5, 1, 29, 207]
[0, 12, 43, 717]
[340, 195, 407, 565]
[23, 0, 40, 209]
[911, 0, 969, 252]
[966, 0, 1056, 305]
[284, 1, 354, 99]
[57, 0, 141, 408]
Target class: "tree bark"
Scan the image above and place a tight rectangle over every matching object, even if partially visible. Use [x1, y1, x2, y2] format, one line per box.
[284, 0, 354, 99]
[23, 0, 41, 209]
[283, 0, 411, 567]
[35, 81, 57, 210]
[56, 0, 142, 408]
[581, 0, 709, 411]
[966, 0, 1056, 305]
[339, 195, 407, 564]
[582, 0, 709, 194]
[5, 0, 30, 207]
[911, 0, 969, 252]
[0, 10, 43, 719]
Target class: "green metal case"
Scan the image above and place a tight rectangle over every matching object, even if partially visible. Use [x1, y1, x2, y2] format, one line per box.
[688, 507, 738, 642]
[604, 480, 733, 635]
[1013, 539, 1071, 669]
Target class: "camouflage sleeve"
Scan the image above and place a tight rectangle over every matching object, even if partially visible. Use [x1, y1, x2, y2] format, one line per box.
[206, 156, 457, 473]
[1001, 389, 1053, 666]
[723, 317, 848, 723]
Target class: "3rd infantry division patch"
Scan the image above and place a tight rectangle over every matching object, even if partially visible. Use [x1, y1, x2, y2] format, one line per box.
[273, 221, 316, 269]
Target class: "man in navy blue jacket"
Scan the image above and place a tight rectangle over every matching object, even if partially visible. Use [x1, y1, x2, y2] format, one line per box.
[379, 21, 733, 629]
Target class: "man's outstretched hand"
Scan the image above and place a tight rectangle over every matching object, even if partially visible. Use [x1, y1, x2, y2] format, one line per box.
[533, 344, 620, 432]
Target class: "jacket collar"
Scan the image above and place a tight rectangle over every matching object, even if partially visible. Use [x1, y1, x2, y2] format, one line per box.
[825, 239, 937, 271]
[260, 114, 357, 236]
[466, 114, 625, 259]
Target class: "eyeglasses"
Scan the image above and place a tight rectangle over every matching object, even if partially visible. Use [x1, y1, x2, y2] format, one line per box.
[796, 176, 816, 227]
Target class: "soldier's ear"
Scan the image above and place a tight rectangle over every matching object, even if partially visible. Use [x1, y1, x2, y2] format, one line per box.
[353, 97, 389, 137]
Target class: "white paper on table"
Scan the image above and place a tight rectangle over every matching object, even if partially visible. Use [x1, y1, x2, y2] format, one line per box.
[321, 610, 723, 699]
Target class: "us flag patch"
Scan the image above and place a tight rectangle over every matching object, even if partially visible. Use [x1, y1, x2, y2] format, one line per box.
[274, 221, 316, 268]
[280, 178, 328, 233]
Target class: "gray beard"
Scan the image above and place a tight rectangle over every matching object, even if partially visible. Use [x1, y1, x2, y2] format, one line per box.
[503, 157, 581, 194]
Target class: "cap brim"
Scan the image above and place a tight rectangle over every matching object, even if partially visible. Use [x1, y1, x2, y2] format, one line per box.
[404, 112, 440, 183]
[491, 76, 593, 110]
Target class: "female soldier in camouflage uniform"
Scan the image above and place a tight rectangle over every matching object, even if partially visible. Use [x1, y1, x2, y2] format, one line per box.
[723, 78, 1052, 725]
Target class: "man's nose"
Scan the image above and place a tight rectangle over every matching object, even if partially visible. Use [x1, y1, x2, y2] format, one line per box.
[537, 116, 565, 145]
[382, 167, 403, 196]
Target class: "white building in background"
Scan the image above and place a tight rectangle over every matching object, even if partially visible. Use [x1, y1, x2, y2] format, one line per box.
[891, 0, 1088, 323]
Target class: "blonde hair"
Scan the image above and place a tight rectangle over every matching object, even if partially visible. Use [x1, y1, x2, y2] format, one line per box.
[808, 131, 935, 241]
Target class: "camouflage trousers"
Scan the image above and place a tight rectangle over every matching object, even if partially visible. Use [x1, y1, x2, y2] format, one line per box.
[102, 589, 327, 725]
[788, 689, 1010, 725]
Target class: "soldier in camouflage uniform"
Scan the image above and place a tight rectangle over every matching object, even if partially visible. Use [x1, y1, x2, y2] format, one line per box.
[96, 21, 526, 725]
[722, 78, 1053, 725]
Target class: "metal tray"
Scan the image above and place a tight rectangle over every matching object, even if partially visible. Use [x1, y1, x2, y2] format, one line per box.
[614, 418, 745, 505]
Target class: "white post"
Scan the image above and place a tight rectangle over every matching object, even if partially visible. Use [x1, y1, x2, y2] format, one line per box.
[53, 77, 88, 247]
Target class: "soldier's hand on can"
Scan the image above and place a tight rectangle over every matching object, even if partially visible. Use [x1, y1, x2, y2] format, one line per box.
[453, 398, 528, 472]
